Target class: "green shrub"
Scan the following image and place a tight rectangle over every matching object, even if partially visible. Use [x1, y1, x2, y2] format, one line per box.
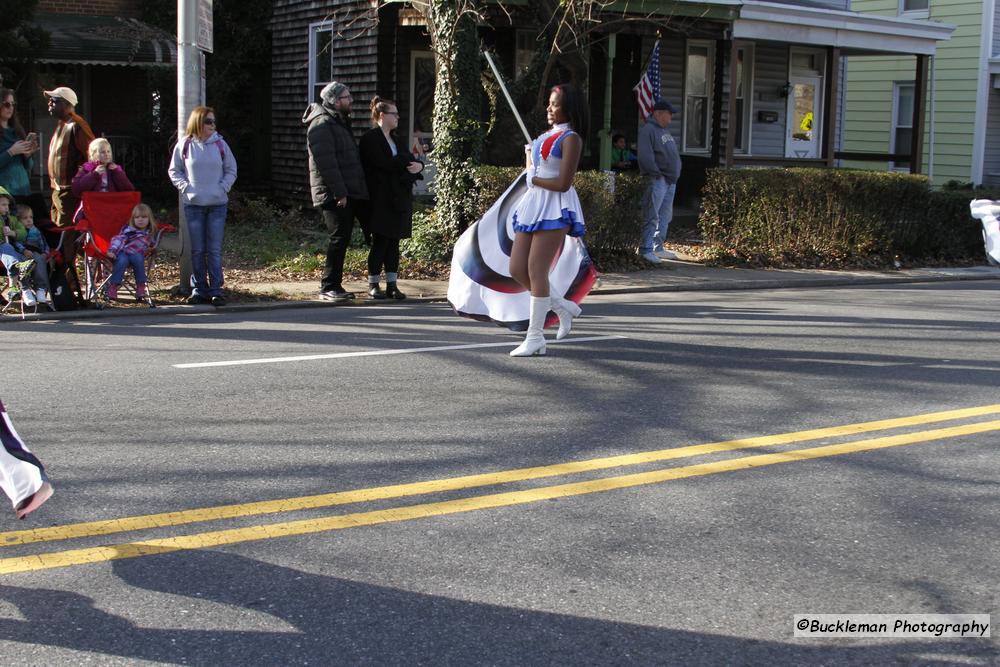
[700, 168, 986, 267]
[404, 166, 645, 267]
[401, 207, 456, 263]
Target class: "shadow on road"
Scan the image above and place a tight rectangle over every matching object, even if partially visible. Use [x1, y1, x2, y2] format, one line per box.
[0, 551, 993, 665]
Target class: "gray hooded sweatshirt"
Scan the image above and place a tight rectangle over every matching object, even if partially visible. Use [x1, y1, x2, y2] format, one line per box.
[168, 132, 238, 207]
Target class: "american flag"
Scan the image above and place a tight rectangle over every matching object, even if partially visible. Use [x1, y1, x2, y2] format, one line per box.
[633, 40, 661, 117]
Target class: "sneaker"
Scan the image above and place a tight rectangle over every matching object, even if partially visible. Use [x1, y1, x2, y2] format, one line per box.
[319, 290, 354, 302]
[20, 288, 37, 306]
[640, 252, 662, 264]
[107, 283, 119, 300]
[210, 295, 226, 307]
[35, 288, 50, 304]
[654, 248, 679, 260]
[15, 481, 53, 520]
[186, 294, 209, 305]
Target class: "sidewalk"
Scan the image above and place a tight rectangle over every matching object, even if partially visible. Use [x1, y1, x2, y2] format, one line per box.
[4, 260, 998, 321]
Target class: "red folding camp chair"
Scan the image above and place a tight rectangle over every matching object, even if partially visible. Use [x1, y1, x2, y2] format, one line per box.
[75, 192, 175, 308]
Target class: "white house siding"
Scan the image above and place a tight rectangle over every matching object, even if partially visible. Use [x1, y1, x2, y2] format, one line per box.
[983, 88, 1000, 186]
[843, 0, 984, 185]
[750, 42, 789, 156]
[780, 0, 851, 9]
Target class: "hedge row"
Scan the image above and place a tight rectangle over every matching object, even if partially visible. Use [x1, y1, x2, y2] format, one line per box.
[699, 168, 989, 267]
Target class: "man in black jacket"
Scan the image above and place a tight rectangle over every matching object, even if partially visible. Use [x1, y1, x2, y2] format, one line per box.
[303, 82, 369, 301]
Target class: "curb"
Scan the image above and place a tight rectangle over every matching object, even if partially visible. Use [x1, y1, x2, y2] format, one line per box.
[589, 271, 1000, 295]
[3, 270, 996, 323]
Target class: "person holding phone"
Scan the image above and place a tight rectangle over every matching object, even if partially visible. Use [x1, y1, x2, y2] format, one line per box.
[0, 88, 38, 199]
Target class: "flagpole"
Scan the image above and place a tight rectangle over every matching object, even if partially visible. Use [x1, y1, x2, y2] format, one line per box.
[483, 50, 532, 145]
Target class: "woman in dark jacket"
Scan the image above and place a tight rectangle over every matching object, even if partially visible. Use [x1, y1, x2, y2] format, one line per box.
[359, 96, 423, 300]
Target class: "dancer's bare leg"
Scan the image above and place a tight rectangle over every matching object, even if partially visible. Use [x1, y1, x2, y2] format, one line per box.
[526, 228, 568, 297]
[509, 231, 533, 290]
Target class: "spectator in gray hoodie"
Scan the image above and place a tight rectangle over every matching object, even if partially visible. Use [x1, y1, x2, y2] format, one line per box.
[169, 106, 238, 306]
[636, 99, 681, 264]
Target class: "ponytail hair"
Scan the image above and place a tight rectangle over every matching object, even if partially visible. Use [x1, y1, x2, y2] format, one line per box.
[369, 95, 397, 127]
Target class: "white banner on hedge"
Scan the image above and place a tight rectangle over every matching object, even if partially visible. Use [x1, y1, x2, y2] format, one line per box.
[969, 199, 1000, 266]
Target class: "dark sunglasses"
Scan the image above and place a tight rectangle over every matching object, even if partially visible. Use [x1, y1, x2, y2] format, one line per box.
[204, 118, 217, 125]
[1, 101, 14, 109]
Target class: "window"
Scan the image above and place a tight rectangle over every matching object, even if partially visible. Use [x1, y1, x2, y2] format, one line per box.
[734, 45, 754, 154]
[900, 0, 929, 17]
[308, 22, 334, 104]
[684, 40, 714, 153]
[515, 30, 536, 80]
[891, 82, 915, 169]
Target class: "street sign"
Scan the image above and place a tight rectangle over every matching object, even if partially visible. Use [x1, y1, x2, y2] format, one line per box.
[197, 0, 213, 53]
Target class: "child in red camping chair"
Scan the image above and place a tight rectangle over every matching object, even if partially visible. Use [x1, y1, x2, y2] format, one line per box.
[106, 203, 156, 301]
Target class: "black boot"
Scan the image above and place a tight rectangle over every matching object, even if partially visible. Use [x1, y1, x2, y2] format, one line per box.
[385, 282, 406, 300]
[368, 283, 387, 299]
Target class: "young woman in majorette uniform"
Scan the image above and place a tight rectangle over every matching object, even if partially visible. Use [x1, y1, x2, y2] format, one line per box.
[506, 83, 589, 356]
[447, 83, 595, 356]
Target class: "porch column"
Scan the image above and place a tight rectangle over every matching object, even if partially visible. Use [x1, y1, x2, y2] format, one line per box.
[823, 47, 840, 167]
[910, 54, 929, 174]
[599, 33, 616, 171]
[710, 39, 726, 164]
[724, 39, 739, 167]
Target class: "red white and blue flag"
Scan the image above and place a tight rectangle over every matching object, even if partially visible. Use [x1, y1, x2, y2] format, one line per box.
[633, 40, 661, 117]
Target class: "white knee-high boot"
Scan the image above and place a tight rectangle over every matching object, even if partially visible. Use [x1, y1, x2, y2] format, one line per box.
[510, 296, 549, 357]
[550, 292, 582, 340]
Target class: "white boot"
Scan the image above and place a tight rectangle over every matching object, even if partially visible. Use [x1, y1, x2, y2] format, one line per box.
[510, 296, 549, 357]
[550, 293, 582, 340]
[20, 288, 36, 307]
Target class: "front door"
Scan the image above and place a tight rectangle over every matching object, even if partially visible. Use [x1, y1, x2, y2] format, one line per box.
[785, 76, 822, 159]
[409, 51, 435, 195]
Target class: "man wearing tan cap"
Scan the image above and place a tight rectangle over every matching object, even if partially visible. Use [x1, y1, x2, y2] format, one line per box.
[44, 86, 94, 281]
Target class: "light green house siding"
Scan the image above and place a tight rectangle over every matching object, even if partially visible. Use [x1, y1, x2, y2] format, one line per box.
[841, 0, 983, 185]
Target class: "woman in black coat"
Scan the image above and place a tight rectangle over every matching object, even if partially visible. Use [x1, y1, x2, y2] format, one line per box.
[359, 96, 423, 300]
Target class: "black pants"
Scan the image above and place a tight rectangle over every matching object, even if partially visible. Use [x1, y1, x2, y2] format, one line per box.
[367, 233, 400, 277]
[320, 200, 364, 293]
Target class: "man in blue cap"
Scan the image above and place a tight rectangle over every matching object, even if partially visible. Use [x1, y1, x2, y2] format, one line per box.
[636, 99, 681, 263]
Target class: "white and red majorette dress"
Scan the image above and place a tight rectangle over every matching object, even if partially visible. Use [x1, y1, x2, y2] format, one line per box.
[447, 123, 598, 331]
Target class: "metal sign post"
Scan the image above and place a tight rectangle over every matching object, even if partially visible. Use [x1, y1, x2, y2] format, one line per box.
[176, 0, 211, 293]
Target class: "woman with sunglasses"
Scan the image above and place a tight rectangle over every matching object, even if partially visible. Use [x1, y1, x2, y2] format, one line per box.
[359, 96, 423, 300]
[0, 89, 38, 201]
[169, 106, 238, 306]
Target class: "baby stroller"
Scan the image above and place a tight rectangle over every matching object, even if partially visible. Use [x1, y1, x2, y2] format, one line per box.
[73, 192, 174, 308]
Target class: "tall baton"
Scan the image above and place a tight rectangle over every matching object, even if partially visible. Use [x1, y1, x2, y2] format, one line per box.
[483, 49, 532, 145]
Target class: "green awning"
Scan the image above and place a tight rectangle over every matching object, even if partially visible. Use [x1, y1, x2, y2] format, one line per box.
[33, 13, 176, 68]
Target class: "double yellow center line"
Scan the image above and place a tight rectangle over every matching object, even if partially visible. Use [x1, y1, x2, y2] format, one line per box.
[1, 404, 998, 574]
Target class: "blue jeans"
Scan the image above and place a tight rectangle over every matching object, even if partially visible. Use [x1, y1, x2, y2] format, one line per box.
[109, 252, 147, 285]
[640, 177, 676, 254]
[184, 204, 227, 297]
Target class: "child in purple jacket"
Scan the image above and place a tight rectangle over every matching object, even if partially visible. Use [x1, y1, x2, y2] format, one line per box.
[71, 138, 135, 224]
[106, 203, 156, 300]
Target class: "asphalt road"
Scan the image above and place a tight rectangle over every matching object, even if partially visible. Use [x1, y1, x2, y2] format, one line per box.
[1, 281, 998, 665]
